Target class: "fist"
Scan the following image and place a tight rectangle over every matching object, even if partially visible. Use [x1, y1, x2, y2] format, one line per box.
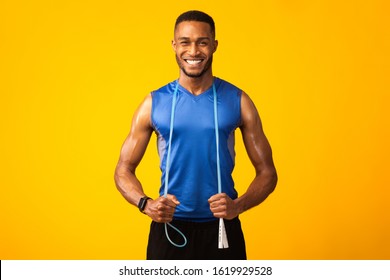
[208, 193, 239, 220]
[144, 194, 180, 223]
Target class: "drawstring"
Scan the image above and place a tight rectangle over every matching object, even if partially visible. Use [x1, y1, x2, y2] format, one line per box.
[163, 80, 229, 249]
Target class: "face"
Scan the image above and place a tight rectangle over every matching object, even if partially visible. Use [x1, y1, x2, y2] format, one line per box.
[172, 21, 218, 78]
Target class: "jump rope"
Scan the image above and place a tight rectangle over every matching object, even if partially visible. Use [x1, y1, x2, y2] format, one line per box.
[163, 80, 229, 249]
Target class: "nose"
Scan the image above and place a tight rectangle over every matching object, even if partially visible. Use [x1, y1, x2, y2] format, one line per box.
[188, 43, 200, 56]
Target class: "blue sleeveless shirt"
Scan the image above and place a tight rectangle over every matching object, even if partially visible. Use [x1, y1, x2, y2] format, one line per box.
[151, 77, 242, 222]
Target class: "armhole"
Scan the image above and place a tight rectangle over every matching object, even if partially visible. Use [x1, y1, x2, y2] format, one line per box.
[237, 90, 243, 128]
[150, 91, 156, 131]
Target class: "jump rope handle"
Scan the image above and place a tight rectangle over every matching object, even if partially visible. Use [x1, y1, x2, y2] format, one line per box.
[218, 218, 229, 249]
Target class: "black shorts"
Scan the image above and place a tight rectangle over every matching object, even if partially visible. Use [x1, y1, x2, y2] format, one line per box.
[146, 217, 246, 260]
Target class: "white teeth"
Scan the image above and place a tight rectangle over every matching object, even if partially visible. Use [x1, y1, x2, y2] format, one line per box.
[186, 60, 202, 65]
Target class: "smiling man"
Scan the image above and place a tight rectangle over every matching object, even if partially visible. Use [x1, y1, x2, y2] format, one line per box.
[114, 10, 277, 260]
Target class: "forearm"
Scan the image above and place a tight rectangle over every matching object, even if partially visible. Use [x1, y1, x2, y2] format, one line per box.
[234, 168, 277, 215]
[114, 164, 180, 223]
[114, 164, 146, 207]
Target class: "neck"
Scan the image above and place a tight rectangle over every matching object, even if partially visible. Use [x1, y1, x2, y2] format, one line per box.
[178, 72, 214, 96]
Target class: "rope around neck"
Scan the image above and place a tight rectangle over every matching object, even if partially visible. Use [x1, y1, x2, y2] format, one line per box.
[163, 80, 229, 249]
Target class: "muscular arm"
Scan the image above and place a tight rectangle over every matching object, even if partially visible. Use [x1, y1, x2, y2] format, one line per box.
[235, 91, 278, 212]
[114, 95, 179, 222]
[209, 91, 278, 219]
[114, 95, 154, 206]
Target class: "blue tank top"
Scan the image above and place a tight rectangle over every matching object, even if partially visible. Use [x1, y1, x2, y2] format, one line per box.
[151, 77, 242, 221]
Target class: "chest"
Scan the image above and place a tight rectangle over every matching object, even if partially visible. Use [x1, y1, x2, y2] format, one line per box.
[152, 92, 241, 139]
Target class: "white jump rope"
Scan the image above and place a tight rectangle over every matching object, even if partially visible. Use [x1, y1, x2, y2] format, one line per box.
[163, 81, 229, 249]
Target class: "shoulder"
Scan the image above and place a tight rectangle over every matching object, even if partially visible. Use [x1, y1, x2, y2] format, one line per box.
[240, 91, 261, 129]
[150, 80, 177, 115]
[241, 91, 254, 105]
[215, 77, 242, 96]
[133, 94, 152, 126]
[151, 80, 177, 98]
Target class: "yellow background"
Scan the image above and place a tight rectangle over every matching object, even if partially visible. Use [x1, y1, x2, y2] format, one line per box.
[1, 0, 389, 259]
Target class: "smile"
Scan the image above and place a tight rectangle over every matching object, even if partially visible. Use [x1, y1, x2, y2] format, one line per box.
[184, 59, 203, 65]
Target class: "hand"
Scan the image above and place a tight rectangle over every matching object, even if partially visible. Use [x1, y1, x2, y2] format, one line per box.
[144, 194, 180, 223]
[208, 193, 239, 220]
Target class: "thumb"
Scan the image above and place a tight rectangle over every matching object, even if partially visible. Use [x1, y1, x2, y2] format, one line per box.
[166, 194, 180, 205]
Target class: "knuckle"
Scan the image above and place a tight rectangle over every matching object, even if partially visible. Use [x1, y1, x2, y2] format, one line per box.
[157, 210, 164, 216]
[157, 204, 164, 210]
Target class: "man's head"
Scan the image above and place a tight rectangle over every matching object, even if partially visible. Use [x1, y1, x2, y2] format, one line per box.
[175, 10, 216, 39]
[172, 11, 218, 79]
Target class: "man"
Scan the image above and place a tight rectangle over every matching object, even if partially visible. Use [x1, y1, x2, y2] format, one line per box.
[114, 10, 277, 260]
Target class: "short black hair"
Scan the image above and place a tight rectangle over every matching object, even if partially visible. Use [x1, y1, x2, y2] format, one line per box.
[175, 10, 215, 38]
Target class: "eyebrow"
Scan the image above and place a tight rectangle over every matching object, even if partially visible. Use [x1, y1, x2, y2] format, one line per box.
[177, 37, 211, 41]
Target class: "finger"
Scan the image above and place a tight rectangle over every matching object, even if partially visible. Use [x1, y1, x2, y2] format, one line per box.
[166, 194, 180, 205]
[210, 204, 227, 213]
[157, 203, 176, 214]
[212, 211, 226, 218]
[157, 211, 174, 220]
[208, 193, 226, 203]
[159, 196, 179, 208]
[154, 207, 175, 222]
[154, 215, 174, 223]
[209, 198, 228, 209]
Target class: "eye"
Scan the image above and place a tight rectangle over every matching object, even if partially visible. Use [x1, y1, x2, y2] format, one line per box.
[180, 41, 189, 46]
[199, 41, 208, 46]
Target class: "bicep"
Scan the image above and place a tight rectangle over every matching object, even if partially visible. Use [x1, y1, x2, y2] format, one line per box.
[118, 95, 153, 172]
[239, 92, 275, 173]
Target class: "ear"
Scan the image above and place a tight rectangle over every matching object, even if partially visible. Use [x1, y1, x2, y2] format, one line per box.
[213, 40, 218, 53]
[172, 40, 177, 52]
